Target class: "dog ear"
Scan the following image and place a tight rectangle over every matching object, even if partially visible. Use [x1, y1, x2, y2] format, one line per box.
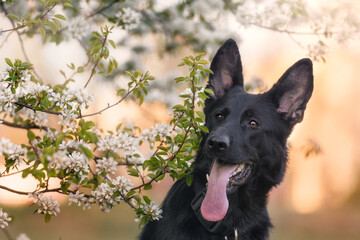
[207, 39, 243, 99]
[269, 58, 314, 125]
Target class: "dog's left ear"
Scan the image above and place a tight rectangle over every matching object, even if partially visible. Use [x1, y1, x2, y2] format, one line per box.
[207, 39, 243, 99]
[268, 58, 314, 125]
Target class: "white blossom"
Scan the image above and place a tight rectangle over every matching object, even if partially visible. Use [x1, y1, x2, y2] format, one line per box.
[58, 139, 91, 151]
[97, 131, 138, 155]
[16, 233, 31, 240]
[51, 86, 94, 110]
[96, 157, 118, 175]
[0, 208, 11, 229]
[58, 109, 78, 133]
[0, 84, 17, 113]
[116, 7, 141, 31]
[0, 137, 27, 165]
[141, 123, 173, 145]
[29, 83, 53, 96]
[91, 182, 120, 212]
[127, 151, 145, 164]
[42, 129, 58, 141]
[64, 16, 91, 40]
[47, 150, 71, 171]
[111, 176, 134, 195]
[48, 150, 89, 176]
[68, 191, 93, 210]
[22, 108, 48, 126]
[32, 194, 60, 216]
[68, 151, 90, 174]
[136, 201, 162, 222]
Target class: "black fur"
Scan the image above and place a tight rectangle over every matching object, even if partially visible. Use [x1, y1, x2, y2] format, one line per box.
[140, 39, 313, 240]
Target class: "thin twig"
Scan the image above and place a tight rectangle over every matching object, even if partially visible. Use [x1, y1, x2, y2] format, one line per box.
[0, 185, 62, 195]
[84, 34, 108, 88]
[87, 0, 121, 18]
[0, 228, 14, 240]
[81, 78, 141, 118]
[14, 101, 61, 115]
[0, 166, 33, 178]
[0, 2, 42, 80]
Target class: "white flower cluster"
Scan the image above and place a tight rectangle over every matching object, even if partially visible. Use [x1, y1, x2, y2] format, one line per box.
[31, 193, 60, 216]
[68, 191, 93, 210]
[42, 129, 58, 141]
[141, 123, 173, 146]
[0, 208, 11, 229]
[116, 7, 141, 31]
[91, 176, 134, 212]
[64, 16, 92, 40]
[97, 131, 138, 155]
[0, 137, 27, 165]
[180, 87, 204, 105]
[0, 67, 31, 114]
[58, 139, 91, 151]
[111, 176, 134, 194]
[47, 150, 89, 177]
[1, 64, 95, 131]
[22, 108, 49, 126]
[96, 157, 118, 175]
[136, 201, 162, 222]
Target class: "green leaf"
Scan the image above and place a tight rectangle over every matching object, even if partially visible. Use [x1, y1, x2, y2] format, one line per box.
[54, 14, 66, 20]
[45, 213, 51, 223]
[204, 88, 214, 96]
[108, 39, 116, 49]
[79, 145, 93, 159]
[7, 14, 19, 20]
[117, 89, 125, 96]
[55, 133, 65, 146]
[27, 130, 35, 141]
[52, 18, 62, 28]
[198, 59, 208, 65]
[199, 126, 209, 134]
[144, 184, 152, 190]
[5, 58, 13, 67]
[77, 66, 84, 73]
[186, 174, 193, 186]
[63, 2, 73, 8]
[196, 111, 205, 122]
[39, 27, 46, 39]
[127, 167, 139, 177]
[143, 196, 151, 204]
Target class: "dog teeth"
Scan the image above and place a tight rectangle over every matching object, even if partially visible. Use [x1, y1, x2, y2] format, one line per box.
[230, 163, 246, 177]
[206, 174, 209, 182]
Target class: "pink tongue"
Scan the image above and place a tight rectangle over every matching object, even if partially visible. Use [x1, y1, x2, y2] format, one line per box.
[200, 160, 238, 221]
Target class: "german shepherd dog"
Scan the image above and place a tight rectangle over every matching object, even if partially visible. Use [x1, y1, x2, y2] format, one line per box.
[140, 39, 313, 240]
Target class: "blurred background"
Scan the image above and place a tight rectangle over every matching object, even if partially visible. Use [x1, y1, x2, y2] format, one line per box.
[1, 0, 360, 239]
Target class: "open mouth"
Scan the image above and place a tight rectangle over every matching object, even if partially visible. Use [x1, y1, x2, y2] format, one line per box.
[200, 159, 253, 222]
[226, 162, 252, 191]
[206, 160, 253, 189]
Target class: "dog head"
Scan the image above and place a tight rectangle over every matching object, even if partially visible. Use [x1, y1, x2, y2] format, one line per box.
[197, 39, 314, 222]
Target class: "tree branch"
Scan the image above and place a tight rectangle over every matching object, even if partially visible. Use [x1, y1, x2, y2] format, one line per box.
[14, 101, 61, 116]
[87, 0, 121, 18]
[0, 119, 42, 130]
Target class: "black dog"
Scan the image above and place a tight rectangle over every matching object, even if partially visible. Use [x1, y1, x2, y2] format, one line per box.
[140, 39, 313, 240]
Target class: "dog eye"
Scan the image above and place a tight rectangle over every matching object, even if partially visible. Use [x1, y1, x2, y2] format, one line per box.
[215, 114, 224, 121]
[249, 120, 258, 127]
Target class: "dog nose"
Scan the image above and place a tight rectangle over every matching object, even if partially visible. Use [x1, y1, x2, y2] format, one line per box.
[207, 135, 230, 151]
